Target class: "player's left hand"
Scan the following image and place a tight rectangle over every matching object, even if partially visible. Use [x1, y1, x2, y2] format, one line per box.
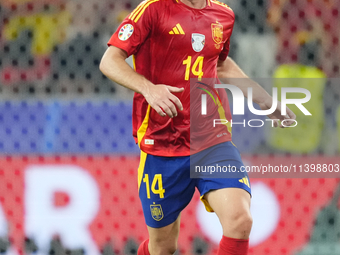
[258, 97, 296, 128]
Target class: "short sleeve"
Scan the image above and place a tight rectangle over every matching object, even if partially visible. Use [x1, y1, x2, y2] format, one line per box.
[218, 13, 235, 61]
[218, 38, 231, 61]
[107, 1, 156, 56]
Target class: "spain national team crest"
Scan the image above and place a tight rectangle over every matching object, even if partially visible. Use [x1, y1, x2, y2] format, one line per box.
[211, 22, 223, 44]
[192, 33, 205, 52]
[118, 24, 134, 41]
[150, 204, 164, 221]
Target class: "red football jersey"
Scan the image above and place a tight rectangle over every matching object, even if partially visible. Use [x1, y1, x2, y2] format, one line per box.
[108, 0, 235, 156]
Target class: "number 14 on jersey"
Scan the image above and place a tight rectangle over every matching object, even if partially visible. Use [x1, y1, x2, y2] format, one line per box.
[183, 56, 204, 81]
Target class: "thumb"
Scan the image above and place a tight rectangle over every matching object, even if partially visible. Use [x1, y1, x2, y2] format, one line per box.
[167, 86, 184, 93]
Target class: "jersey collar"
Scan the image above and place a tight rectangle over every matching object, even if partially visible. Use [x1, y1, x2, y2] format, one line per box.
[174, 0, 211, 9]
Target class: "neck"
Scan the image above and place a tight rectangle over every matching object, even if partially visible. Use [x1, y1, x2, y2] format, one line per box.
[180, 0, 207, 9]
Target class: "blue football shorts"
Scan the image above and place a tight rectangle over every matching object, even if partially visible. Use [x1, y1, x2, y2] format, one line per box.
[137, 141, 251, 228]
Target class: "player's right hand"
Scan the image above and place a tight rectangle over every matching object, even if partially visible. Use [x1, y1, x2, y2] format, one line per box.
[142, 84, 184, 118]
[258, 97, 296, 128]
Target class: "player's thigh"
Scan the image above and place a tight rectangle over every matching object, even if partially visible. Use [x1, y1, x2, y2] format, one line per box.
[193, 142, 252, 237]
[204, 188, 252, 238]
[204, 187, 251, 222]
[138, 151, 194, 228]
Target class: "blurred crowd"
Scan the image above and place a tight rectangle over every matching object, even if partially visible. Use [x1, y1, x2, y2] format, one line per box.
[0, 0, 137, 98]
[226, 0, 340, 79]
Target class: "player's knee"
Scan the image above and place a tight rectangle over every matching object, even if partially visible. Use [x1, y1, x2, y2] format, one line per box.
[152, 245, 177, 255]
[236, 211, 253, 235]
[166, 245, 177, 255]
[150, 237, 177, 255]
[221, 210, 253, 238]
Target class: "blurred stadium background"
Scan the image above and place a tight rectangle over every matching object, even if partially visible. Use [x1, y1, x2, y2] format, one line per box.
[0, 0, 339, 254]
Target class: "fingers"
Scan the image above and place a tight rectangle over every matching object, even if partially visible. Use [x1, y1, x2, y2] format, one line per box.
[161, 100, 178, 118]
[167, 86, 184, 111]
[287, 107, 296, 120]
[279, 115, 290, 128]
[167, 86, 184, 93]
[157, 86, 184, 118]
[145, 85, 184, 118]
[154, 99, 181, 118]
[169, 94, 183, 111]
[153, 105, 166, 117]
[279, 107, 296, 128]
[273, 119, 279, 128]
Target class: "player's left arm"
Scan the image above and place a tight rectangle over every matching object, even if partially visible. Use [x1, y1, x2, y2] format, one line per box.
[217, 57, 296, 127]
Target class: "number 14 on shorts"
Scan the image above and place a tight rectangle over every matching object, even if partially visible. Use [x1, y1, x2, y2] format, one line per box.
[143, 174, 165, 199]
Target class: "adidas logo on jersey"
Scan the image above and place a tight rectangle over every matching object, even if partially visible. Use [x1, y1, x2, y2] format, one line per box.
[169, 23, 185, 35]
[239, 177, 250, 188]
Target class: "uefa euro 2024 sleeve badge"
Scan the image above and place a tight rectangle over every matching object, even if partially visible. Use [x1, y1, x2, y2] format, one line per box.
[192, 33, 205, 52]
[118, 24, 134, 41]
[150, 203, 164, 221]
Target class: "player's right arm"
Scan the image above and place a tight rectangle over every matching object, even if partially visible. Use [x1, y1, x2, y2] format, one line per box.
[99, 0, 183, 118]
[100, 46, 183, 118]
